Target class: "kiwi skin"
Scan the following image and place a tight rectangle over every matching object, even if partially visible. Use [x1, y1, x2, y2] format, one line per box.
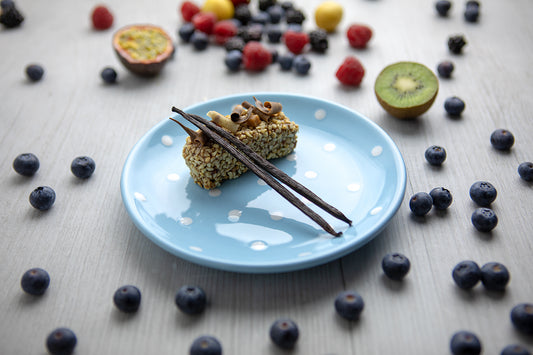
[374, 62, 439, 119]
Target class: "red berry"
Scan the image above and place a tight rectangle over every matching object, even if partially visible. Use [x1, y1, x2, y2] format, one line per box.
[242, 41, 272, 71]
[283, 30, 309, 54]
[213, 20, 238, 45]
[91, 5, 113, 30]
[230, 0, 250, 6]
[192, 12, 217, 34]
[335, 56, 365, 86]
[180, 1, 201, 22]
[346, 24, 372, 49]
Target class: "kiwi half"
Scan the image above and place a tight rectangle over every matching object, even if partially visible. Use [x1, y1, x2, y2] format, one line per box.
[374, 62, 439, 119]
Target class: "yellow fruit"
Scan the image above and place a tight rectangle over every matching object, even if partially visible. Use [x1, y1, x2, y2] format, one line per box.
[202, 0, 234, 21]
[315, 1, 343, 32]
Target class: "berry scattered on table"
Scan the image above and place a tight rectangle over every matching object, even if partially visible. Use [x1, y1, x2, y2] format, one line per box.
[501, 344, 532, 355]
[283, 30, 309, 54]
[258, 0, 276, 12]
[346, 24, 372, 49]
[191, 31, 210, 50]
[409, 192, 433, 216]
[335, 56, 365, 86]
[91, 5, 113, 30]
[450, 330, 482, 355]
[234, 4, 252, 25]
[278, 53, 294, 70]
[518, 162, 533, 182]
[267, 5, 283, 24]
[429, 187, 453, 210]
[437, 61, 454, 78]
[480, 261, 509, 291]
[471, 207, 498, 232]
[213, 19, 239, 44]
[180, 1, 201, 22]
[435, 0, 452, 16]
[448, 35, 467, 54]
[334, 290, 364, 321]
[71, 156, 96, 179]
[309, 29, 328, 53]
[113, 285, 142, 313]
[382, 252, 411, 280]
[192, 11, 217, 34]
[452, 260, 481, 290]
[285, 7, 305, 25]
[469, 181, 497, 207]
[293, 55, 311, 75]
[13, 153, 40, 176]
[242, 41, 272, 70]
[490, 128, 515, 151]
[425, 145, 447, 166]
[29, 186, 56, 211]
[178, 22, 196, 42]
[46, 327, 77, 355]
[464, 2, 480, 23]
[251, 11, 269, 25]
[189, 335, 223, 355]
[20, 267, 50, 295]
[238, 23, 263, 42]
[175, 285, 207, 315]
[25, 64, 45, 82]
[269, 318, 299, 350]
[266, 24, 282, 43]
[510, 303, 533, 335]
[0, 0, 23, 28]
[100, 67, 117, 84]
[224, 50, 243, 71]
[224, 36, 246, 52]
[444, 96, 465, 116]
[314, 1, 343, 32]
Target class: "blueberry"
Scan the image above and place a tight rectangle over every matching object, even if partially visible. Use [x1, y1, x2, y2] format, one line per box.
[464, 6, 479, 22]
[450, 330, 482, 355]
[429, 187, 453, 209]
[409, 192, 433, 216]
[21, 268, 50, 295]
[224, 50, 242, 71]
[286, 23, 302, 32]
[267, 5, 283, 24]
[510, 303, 533, 335]
[0, 0, 15, 10]
[71, 156, 96, 179]
[250, 11, 270, 25]
[469, 181, 497, 206]
[435, 0, 452, 16]
[100, 67, 117, 84]
[113, 285, 141, 313]
[480, 262, 509, 291]
[490, 128, 515, 150]
[444, 96, 466, 116]
[13, 153, 40, 176]
[452, 260, 481, 290]
[46, 327, 77, 355]
[518, 162, 533, 181]
[293, 55, 311, 75]
[269, 318, 299, 350]
[382, 252, 411, 280]
[466, 1, 480, 9]
[265, 24, 282, 43]
[448, 35, 467, 54]
[189, 335, 222, 355]
[437, 60, 454, 78]
[425, 145, 447, 166]
[334, 290, 364, 321]
[175, 285, 207, 315]
[278, 53, 294, 70]
[501, 344, 532, 355]
[25, 64, 44, 82]
[178, 22, 196, 42]
[471, 207, 498, 232]
[29, 186, 56, 210]
[190, 31, 209, 50]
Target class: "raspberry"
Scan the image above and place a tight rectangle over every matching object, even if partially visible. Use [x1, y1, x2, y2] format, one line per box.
[213, 20, 238, 45]
[192, 11, 217, 34]
[335, 56, 365, 86]
[180, 1, 201, 22]
[242, 41, 272, 71]
[283, 30, 309, 54]
[91, 5, 113, 30]
[346, 24, 372, 49]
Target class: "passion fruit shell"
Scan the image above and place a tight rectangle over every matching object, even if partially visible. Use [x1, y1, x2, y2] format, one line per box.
[112, 24, 174, 76]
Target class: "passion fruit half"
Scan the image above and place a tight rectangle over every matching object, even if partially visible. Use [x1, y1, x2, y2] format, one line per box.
[112, 24, 174, 76]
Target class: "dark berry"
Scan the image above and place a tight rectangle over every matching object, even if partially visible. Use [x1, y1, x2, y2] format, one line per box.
[430, 187, 453, 209]
[334, 290, 364, 321]
[466, 1, 480, 8]
[113, 285, 141, 313]
[435, 0, 452, 16]
[490, 128, 515, 150]
[469, 181, 497, 206]
[190, 31, 209, 50]
[0, 0, 15, 10]
[269, 318, 299, 350]
[71, 156, 96, 179]
[444, 96, 466, 116]
[448, 35, 467, 54]
[285, 8, 305, 24]
[425, 145, 447, 166]
[46, 327, 77, 355]
[238, 24, 263, 42]
[267, 5, 283, 24]
[234, 4, 252, 25]
[21, 268, 50, 295]
[29, 186, 56, 211]
[409, 192, 433, 216]
[452, 260, 481, 290]
[0, 4, 23, 28]
[278, 53, 294, 70]
[100, 67, 117, 84]
[258, 0, 276, 12]
[265, 24, 282, 43]
[518, 162, 533, 182]
[382, 252, 411, 280]
[189, 335, 222, 355]
[286, 23, 302, 32]
[25, 64, 44, 82]
[293, 55, 311, 75]
[510, 303, 533, 335]
[178, 22, 196, 42]
[480, 262, 509, 291]
[251, 11, 270, 25]
[450, 330, 482, 355]
[224, 36, 245, 52]
[464, 6, 480, 22]
[471, 207, 497, 232]
[13, 153, 40, 176]
[309, 29, 328, 53]
[224, 50, 242, 71]
[269, 48, 278, 63]
[175, 285, 207, 315]
[501, 344, 532, 355]
[437, 61, 454, 78]
[280, 1, 294, 11]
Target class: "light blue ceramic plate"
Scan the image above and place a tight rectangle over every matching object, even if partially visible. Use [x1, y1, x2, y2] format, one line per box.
[120, 93, 406, 273]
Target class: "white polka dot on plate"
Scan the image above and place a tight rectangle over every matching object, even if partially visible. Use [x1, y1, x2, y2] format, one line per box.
[315, 109, 327, 120]
[249, 240, 268, 251]
[209, 189, 222, 197]
[161, 135, 173, 146]
[189, 246, 202, 252]
[167, 173, 180, 181]
[134, 192, 146, 201]
[180, 217, 193, 225]
[304, 171, 318, 179]
[324, 143, 336, 152]
[370, 206, 383, 215]
[228, 209, 242, 222]
[371, 145, 383, 156]
[270, 211, 284, 220]
[286, 153, 297, 161]
[347, 183, 361, 192]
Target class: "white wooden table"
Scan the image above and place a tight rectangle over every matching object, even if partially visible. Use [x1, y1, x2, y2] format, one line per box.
[1, 0, 532, 354]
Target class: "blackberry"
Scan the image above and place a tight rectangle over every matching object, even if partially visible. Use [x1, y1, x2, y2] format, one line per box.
[224, 36, 245, 52]
[309, 29, 328, 53]
[238, 24, 263, 42]
[0, 4, 23, 28]
[285, 8, 305, 25]
[1, 0, 15, 10]
[234, 4, 252, 25]
[258, 0, 276, 12]
[280, 1, 294, 11]
[448, 35, 467, 54]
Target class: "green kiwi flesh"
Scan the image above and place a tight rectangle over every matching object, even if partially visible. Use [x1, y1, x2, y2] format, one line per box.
[374, 62, 439, 119]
